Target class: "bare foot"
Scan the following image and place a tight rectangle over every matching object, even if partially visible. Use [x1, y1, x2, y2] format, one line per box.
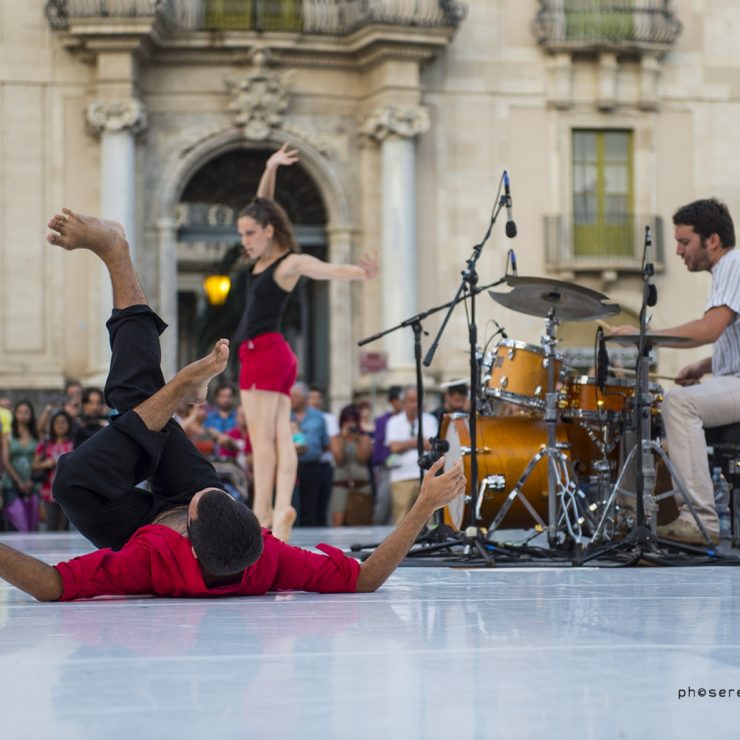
[177, 339, 230, 403]
[272, 506, 297, 543]
[47, 208, 127, 262]
[253, 505, 274, 530]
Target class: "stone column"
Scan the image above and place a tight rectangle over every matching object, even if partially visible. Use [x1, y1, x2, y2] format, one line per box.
[156, 218, 179, 380]
[85, 99, 147, 383]
[363, 105, 430, 372]
[327, 225, 355, 412]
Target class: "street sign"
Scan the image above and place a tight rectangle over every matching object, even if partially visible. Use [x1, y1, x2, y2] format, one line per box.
[359, 350, 388, 374]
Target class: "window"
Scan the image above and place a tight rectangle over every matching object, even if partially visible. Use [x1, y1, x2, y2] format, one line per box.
[204, 1, 303, 32]
[565, 0, 634, 42]
[572, 129, 633, 257]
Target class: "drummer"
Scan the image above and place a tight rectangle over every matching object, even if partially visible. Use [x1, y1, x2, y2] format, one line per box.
[611, 198, 740, 545]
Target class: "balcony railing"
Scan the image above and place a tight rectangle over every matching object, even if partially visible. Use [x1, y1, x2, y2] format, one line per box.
[45, 0, 466, 33]
[544, 213, 665, 272]
[533, 0, 682, 53]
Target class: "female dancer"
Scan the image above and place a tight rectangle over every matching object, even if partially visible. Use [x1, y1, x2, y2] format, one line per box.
[237, 144, 377, 542]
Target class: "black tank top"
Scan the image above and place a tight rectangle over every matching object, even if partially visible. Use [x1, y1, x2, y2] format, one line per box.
[238, 250, 294, 340]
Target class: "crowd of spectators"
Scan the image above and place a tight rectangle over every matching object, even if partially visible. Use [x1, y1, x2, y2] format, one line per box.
[0, 379, 468, 533]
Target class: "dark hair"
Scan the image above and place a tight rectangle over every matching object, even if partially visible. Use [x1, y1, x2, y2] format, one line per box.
[49, 410, 74, 441]
[672, 198, 736, 248]
[447, 384, 469, 396]
[388, 385, 403, 403]
[82, 387, 104, 405]
[189, 490, 264, 576]
[214, 382, 235, 397]
[339, 404, 361, 428]
[11, 400, 38, 440]
[238, 197, 300, 253]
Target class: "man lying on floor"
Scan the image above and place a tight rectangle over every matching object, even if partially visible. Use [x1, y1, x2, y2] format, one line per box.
[0, 209, 465, 602]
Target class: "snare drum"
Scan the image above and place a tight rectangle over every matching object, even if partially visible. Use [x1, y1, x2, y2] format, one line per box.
[485, 339, 564, 410]
[438, 412, 573, 530]
[562, 375, 635, 421]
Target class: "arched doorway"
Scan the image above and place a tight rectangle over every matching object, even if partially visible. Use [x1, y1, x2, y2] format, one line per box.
[175, 147, 330, 389]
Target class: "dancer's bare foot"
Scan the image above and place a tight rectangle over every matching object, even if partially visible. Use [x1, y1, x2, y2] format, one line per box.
[176, 339, 230, 403]
[272, 506, 296, 543]
[47, 208, 127, 262]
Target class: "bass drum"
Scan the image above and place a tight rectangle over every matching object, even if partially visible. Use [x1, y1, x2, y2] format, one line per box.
[439, 413, 573, 531]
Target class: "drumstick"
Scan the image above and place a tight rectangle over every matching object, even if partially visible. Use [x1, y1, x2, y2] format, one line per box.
[614, 367, 676, 383]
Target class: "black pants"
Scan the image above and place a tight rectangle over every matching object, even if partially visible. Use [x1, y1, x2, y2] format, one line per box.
[296, 461, 332, 527]
[53, 305, 221, 550]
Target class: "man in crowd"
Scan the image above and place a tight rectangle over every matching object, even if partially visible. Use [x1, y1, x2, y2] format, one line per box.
[371, 386, 403, 525]
[385, 386, 438, 524]
[613, 198, 740, 545]
[0, 208, 465, 601]
[204, 382, 238, 457]
[291, 382, 331, 526]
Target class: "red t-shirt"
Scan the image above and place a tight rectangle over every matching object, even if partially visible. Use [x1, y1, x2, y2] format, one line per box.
[54, 525, 360, 601]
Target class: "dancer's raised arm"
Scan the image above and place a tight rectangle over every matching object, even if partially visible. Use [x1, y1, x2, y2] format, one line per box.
[257, 142, 299, 200]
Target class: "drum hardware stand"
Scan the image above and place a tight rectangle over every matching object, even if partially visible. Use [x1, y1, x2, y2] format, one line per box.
[485, 306, 589, 549]
[580, 226, 715, 564]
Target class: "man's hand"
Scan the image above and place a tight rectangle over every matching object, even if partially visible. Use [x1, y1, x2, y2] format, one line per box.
[675, 359, 709, 386]
[355, 456, 466, 593]
[417, 457, 465, 515]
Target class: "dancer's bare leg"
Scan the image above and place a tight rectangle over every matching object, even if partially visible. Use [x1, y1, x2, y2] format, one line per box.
[272, 394, 297, 542]
[135, 340, 229, 432]
[241, 390, 278, 528]
[47, 207, 146, 310]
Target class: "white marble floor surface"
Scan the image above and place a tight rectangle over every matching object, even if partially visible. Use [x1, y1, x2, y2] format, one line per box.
[2, 528, 740, 740]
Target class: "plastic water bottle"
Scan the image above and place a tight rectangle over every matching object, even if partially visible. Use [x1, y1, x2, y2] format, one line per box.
[712, 467, 732, 548]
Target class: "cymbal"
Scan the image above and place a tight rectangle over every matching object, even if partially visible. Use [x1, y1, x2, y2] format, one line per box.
[489, 276, 620, 321]
[606, 334, 691, 347]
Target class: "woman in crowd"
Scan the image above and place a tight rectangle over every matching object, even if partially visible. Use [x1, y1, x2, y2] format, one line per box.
[329, 405, 374, 527]
[1, 400, 40, 531]
[236, 143, 377, 541]
[32, 409, 74, 531]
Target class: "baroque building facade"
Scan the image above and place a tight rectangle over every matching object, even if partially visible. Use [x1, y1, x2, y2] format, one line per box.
[0, 1, 736, 410]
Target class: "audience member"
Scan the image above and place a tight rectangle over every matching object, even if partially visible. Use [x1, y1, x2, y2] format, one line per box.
[291, 382, 330, 526]
[385, 386, 438, 524]
[74, 387, 108, 448]
[32, 409, 74, 531]
[1, 400, 40, 531]
[330, 405, 373, 526]
[371, 386, 403, 525]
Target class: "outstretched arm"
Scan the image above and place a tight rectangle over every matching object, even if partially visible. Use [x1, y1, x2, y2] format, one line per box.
[257, 142, 299, 200]
[356, 457, 466, 592]
[281, 252, 379, 282]
[0, 543, 63, 602]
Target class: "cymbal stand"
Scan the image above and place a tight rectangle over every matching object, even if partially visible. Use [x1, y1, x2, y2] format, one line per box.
[487, 306, 589, 548]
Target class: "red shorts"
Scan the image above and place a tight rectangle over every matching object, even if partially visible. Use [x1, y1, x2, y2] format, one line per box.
[239, 333, 298, 397]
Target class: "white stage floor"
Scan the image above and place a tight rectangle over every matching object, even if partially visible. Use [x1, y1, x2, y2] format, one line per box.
[2, 528, 740, 740]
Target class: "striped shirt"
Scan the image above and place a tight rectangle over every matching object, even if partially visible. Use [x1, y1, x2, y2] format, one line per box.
[706, 249, 740, 376]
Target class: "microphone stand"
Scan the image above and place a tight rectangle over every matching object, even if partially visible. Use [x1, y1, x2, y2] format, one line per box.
[350, 278, 508, 554]
[417, 177, 510, 560]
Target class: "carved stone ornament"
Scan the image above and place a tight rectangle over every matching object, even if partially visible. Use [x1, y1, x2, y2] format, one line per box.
[362, 105, 430, 143]
[225, 50, 290, 141]
[86, 99, 148, 136]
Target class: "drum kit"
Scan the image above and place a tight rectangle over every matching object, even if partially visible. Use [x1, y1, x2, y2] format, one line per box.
[436, 274, 691, 551]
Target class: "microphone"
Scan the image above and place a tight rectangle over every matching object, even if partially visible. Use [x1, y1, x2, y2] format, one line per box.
[507, 248, 518, 277]
[596, 327, 609, 392]
[503, 171, 517, 238]
[644, 225, 657, 307]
